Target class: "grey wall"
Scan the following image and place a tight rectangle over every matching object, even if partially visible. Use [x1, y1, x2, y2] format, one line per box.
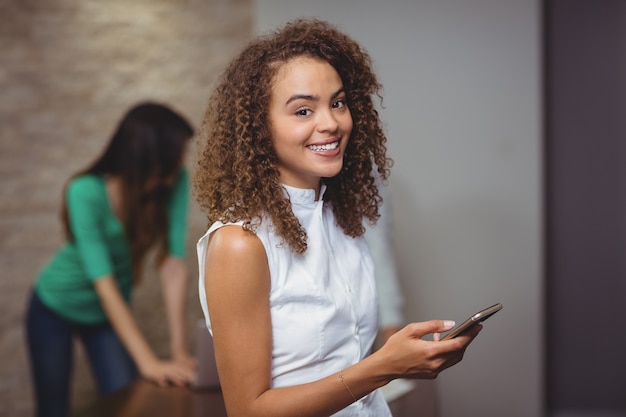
[256, 1, 543, 417]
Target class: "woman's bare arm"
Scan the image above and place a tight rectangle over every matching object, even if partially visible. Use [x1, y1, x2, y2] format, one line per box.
[204, 225, 481, 417]
[94, 276, 195, 386]
[159, 256, 195, 367]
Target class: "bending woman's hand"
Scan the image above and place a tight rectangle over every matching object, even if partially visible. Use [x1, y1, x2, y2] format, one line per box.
[140, 357, 197, 387]
[172, 349, 196, 370]
[376, 320, 482, 380]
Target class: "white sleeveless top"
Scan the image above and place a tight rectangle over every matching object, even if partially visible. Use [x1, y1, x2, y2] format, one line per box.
[197, 184, 392, 416]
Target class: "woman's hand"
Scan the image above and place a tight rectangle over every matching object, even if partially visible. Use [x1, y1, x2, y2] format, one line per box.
[376, 320, 482, 380]
[379, 326, 402, 345]
[139, 357, 197, 387]
[172, 348, 197, 370]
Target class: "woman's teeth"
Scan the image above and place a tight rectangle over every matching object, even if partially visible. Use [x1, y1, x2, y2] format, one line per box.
[308, 141, 339, 151]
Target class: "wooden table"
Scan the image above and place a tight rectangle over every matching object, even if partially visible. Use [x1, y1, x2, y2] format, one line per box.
[74, 379, 437, 417]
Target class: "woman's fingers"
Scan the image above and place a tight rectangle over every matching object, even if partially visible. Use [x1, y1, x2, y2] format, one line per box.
[144, 360, 197, 387]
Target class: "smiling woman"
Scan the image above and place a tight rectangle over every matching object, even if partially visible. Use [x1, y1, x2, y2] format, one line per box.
[192, 18, 482, 417]
[268, 56, 353, 195]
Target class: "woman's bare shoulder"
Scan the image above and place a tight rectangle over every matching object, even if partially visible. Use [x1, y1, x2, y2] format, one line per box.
[207, 224, 266, 263]
[204, 224, 270, 299]
[209, 224, 263, 253]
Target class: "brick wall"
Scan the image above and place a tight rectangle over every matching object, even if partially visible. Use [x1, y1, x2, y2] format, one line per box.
[0, 1, 252, 415]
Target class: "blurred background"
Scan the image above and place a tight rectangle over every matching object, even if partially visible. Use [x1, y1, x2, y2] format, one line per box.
[1, 1, 624, 417]
[0, 0, 253, 415]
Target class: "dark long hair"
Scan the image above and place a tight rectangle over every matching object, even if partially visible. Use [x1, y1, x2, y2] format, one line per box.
[62, 102, 194, 283]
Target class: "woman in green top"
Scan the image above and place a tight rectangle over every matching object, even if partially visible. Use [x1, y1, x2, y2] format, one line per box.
[25, 102, 197, 417]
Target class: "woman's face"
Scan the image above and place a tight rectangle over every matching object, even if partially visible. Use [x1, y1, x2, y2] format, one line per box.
[268, 56, 353, 193]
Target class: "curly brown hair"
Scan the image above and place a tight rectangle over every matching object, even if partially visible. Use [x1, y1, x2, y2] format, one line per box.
[193, 18, 392, 254]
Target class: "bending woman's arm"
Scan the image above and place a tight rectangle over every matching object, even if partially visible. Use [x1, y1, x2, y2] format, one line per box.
[159, 256, 194, 366]
[94, 276, 195, 386]
[160, 169, 195, 366]
[204, 225, 481, 417]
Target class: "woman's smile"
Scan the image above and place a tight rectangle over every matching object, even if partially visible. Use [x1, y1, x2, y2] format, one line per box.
[307, 140, 341, 153]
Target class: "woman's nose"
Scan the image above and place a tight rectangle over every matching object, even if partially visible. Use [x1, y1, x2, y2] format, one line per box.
[316, 109, 339, 132]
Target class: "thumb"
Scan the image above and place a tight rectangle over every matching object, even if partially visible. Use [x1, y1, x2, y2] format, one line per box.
[404, 320, 456, 338]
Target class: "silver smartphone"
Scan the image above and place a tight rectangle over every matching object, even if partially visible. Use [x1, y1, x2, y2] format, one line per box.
[440, 303, 502, 341]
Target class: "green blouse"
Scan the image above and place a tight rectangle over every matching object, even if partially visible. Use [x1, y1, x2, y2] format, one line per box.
[35, 169, 189, 324]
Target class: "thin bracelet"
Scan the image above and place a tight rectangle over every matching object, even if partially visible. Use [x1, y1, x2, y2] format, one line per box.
[338, 371, 357, 402]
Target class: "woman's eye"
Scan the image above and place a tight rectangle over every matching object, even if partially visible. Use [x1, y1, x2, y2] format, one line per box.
[332, 99, 346, 109]
[296, 108, 312, 116]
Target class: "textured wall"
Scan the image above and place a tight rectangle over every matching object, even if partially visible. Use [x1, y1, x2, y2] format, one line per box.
[0, 1, 252, 415]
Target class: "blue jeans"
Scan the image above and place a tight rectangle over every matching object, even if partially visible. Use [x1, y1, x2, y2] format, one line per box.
[25, 290, 138, 417]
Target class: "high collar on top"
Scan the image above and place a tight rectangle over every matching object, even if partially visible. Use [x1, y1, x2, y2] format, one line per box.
[281, 183, 327, 205]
